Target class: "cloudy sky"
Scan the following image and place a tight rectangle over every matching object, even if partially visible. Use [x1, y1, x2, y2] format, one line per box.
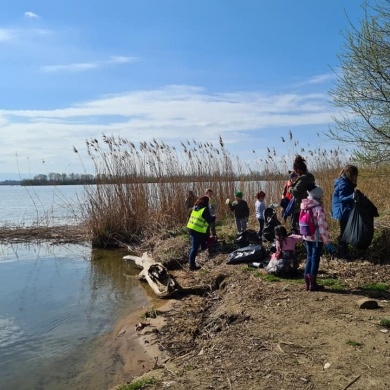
[0, 0, 363, 180]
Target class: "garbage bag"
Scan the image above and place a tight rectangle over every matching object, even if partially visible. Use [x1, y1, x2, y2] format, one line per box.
[227, 245, 269, 264]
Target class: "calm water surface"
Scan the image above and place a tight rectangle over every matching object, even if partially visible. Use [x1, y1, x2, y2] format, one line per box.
[0, 184, 84, 226]
[0, 186, 152, 389]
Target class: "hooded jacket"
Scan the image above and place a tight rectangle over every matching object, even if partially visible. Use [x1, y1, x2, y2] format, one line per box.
[331, 175, 356, 222]
[300, 198, 330, 244]
[289, 172, 315, 213]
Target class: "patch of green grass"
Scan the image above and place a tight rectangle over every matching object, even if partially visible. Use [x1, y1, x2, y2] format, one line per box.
[116, 377, 157, 390]
[319, 278, 347, 290]
[379, 318, 390, 328]
[200, 269, 210, 275]
[361, 282, 389, 292]
[346, 339, 364, 347]
[256, 273, 281, 282]
[140, 307, 161, 320]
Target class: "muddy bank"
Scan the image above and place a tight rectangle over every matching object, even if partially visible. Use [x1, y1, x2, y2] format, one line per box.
[124, 250, 390, 390]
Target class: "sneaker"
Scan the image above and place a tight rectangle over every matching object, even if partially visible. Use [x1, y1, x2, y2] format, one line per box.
[189, 265, 201, 271]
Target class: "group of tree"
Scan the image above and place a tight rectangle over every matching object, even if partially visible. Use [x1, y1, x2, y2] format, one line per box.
[20, 173, 96, 186]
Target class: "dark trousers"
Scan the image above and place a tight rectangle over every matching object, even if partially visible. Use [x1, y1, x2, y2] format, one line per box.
[189, 231, 207, 267]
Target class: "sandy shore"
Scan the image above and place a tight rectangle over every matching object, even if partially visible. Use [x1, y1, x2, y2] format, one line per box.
[107, 298, 173, 389]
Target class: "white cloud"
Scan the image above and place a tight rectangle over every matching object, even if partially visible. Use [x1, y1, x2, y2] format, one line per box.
[0, 84, 339, 176]
[24, 11, 40, 18]
[41, 56, 138, 73]
[0, 28, 15, 42]
[301, 73, 336, 85]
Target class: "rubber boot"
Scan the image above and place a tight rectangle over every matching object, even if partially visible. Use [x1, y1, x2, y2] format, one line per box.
[304, 274, 310, 291]
[309, 275, 324, 292]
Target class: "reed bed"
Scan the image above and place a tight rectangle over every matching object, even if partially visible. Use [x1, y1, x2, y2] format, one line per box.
[79, 132, 388, 249]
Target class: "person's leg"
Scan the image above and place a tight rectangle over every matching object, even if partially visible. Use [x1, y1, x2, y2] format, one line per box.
[309, 242, 324, 291]
[291, 212, 299, 233]
[210, 222, 217, 237]
[234, 218, 241, 233]
[241, 218, 247, 232]
[189, 233, 201, 268]
[304, 240, 313, 275]
[337, 219, 348, 258]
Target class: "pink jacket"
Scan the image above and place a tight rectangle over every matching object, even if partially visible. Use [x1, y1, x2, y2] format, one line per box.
[300, 198, 331, 244]
[272, 234, 302, 259]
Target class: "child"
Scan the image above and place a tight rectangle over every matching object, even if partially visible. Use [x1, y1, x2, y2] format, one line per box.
[301, 185, 335, 291]
[226, 191, 250, 233]
[205, 188, 217, 237]
[255, 191, 266, 238]
[265, 225, 302, 275]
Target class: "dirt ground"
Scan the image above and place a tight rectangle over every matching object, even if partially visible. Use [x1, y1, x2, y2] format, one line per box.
[4, 225, 389, 389]
[121, 243, 390, 390]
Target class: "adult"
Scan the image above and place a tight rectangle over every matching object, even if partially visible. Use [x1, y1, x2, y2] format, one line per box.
[186, 196, 216, 271]
[331, 165, 358, 258]
[289, 155, 315, 233]
[205, 188, 217, 237]
[184, 190, 197, 218]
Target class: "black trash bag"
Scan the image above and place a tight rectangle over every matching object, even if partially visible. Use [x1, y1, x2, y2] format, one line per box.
[341, 190, 379, 250]
[227, 245, 269, 264]
[235, 229, 262, 248]
[262, 207, 281, 242]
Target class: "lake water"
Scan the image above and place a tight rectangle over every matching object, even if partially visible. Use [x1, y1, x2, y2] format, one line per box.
[0, 185, 151, 390]
[0, 184, 85, 227]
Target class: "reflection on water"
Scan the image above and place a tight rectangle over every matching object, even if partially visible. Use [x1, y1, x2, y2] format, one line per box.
[0, 243, 151, 390]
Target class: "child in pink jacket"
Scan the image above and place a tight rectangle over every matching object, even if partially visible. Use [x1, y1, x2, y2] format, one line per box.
[300, 185, 335, 291]
[266, 225, 302, 275]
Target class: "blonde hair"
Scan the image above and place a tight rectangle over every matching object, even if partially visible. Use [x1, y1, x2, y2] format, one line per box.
[340, 165, 358, 185]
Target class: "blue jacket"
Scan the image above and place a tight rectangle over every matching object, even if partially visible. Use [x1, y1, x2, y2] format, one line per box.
[331, 175, 355, 222]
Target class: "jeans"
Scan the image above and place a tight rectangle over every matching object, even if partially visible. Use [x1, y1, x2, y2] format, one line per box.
[304, 240, 324, 276]
[189, 231, 207, 267]
[235, 218, 247, 233]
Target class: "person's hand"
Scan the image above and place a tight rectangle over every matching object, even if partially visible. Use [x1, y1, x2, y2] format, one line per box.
[225, 198, 231, 205]
[325, 243, 336, 253]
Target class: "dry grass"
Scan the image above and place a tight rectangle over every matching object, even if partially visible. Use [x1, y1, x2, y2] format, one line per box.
[78, 132, 390, 251]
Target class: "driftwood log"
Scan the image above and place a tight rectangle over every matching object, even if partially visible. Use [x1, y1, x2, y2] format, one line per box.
[123, 252, 210, 298]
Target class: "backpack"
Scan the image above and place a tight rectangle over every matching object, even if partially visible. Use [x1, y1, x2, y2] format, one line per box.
[299, 206, 317, 236]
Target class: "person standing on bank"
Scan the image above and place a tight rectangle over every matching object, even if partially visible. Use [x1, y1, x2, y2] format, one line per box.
[289, 155, 315, 233]
[301, 185, 335, 291]
[255, 191, 266, 238]
[187, 196, 216, 271]
[226, 191, 250, 234]
[205, 188, 217, 237]
[331, 165, 358, 259]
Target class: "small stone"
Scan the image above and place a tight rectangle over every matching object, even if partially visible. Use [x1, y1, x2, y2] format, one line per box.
[380, 329, 389, 333]
[324, 362, 331, 369]
[356, 298, 379, 310]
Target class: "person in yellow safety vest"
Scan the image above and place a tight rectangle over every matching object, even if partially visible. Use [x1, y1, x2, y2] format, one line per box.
[187, 196, 216, 271]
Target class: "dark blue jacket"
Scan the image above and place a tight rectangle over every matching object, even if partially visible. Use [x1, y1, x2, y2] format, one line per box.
[331, 175, 356, 222]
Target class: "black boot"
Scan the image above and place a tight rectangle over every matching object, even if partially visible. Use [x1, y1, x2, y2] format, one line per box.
[309, 275, 324, 292]
[337, 243, 350, 260]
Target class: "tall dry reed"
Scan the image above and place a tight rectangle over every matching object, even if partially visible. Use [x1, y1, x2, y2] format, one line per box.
[78, 131, 386, 247]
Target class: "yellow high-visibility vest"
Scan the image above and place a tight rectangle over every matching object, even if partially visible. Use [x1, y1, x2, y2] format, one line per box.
[187, 207, 208, 233]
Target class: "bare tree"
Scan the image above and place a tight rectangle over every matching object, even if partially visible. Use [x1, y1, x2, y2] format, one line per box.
[329, 0, 390, 164]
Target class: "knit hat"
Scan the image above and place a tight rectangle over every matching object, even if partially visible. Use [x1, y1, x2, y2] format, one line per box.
[234, 190, 243, 198]
[307, 186, 323, 200]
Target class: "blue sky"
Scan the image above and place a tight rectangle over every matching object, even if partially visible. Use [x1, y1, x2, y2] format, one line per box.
[0, 0, 363, 180]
